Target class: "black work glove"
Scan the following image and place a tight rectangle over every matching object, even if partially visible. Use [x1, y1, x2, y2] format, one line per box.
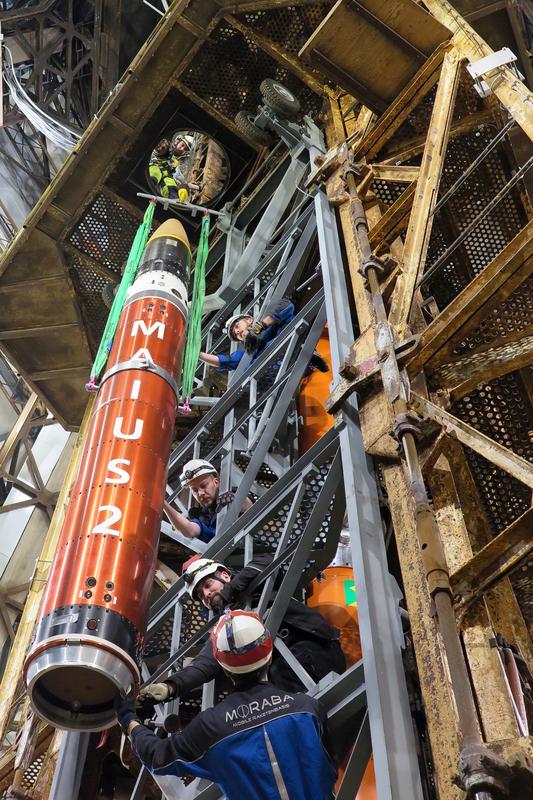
[115, 692, 139, 735]
[215, 490, 235, 512]
[309, 350, 329, 373]
[244, 327, 260, 354]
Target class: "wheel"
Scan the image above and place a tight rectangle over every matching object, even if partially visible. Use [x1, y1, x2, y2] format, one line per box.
[101, 282, 117, 309]
[260, 79, 301, 120]
[234, 111, 274, 148]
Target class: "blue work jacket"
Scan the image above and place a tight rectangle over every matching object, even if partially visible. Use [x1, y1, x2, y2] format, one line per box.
[131, 681, 336, 800]
[216, 301, 295, 372]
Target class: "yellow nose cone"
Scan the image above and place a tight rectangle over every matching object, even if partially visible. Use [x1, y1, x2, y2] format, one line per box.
[148, 218, 190, 252]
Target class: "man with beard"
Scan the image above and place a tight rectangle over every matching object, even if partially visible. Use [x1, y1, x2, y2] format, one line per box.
[138, 554, 345, 704]
[163, 459, 253, 544]
[117, 610, 337, 800]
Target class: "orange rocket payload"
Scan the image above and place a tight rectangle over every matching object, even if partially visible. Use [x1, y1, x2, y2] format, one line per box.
[23, 220, 191, 731]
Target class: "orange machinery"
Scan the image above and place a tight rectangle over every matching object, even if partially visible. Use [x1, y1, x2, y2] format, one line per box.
[24, 219, 191, 731]
[297, 327, 333, 453]
[300, 330, 376, 799]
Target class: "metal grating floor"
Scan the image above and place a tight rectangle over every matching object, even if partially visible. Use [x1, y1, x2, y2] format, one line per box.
[180, 20, 323, 123]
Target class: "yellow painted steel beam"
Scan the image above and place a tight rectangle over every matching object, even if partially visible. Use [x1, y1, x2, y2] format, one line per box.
[0, 397, 93, 747]
[356, 42, 449, 161]
[368, 181, 416, 251]
[0, 393, 41, 472]
[430, 328, 533, 401]
[427, 463, 520, 741]
[370, 164, 420, 183]
[442, 437, 533, 673]
[412, 393, 533, 489]
[224, 14, 326, 95]
[325, 93, 464, 800]
[407, 219, 533, 374]
[450, 506, 533, 605]
[424, 0, 533, 141]
[380, 108, 496, 164]
[388, 47, 462, 338]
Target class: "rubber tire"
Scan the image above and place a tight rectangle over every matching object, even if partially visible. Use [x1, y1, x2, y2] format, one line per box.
[260, 79, 301, 120]
[101, 282, 117, 309]
[234, 111, 274, 148]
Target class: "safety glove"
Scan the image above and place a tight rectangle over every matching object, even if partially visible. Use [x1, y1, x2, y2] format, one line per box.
[250, 321, 265, 335]
[244, 328, 260, 354]
[215, 490, 235, 512]
[115, 692, 139, 735]
[137, 682, 176, 705]
[309, 350, 329, 373]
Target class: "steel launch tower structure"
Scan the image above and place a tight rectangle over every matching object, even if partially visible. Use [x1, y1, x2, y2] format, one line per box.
[0, 2, 531, 799]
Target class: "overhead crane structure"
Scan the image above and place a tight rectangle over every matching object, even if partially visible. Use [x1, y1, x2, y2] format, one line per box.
[0, 0, 531, 799]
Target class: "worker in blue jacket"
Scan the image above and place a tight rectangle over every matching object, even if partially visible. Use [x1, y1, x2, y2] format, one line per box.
[115, 610, 337, 800]
[163, 459, 252, 544]
[199, 298, 328, 373]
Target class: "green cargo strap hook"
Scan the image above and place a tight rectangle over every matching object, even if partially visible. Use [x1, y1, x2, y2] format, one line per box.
[86, 201, 156, 390]
[179, 213, 210, 412]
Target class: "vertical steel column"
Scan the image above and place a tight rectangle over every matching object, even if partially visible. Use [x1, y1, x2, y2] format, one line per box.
[314, 187, 424, 800]
[214, 151, 309, 303]
[49, 732, 90, 800]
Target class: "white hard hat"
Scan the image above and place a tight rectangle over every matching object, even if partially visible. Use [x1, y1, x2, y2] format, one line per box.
[211, 611, 273, 674]
[179, 459, 217, 486]
[224, 313, 252, 341]
[182, 557, 227, 601]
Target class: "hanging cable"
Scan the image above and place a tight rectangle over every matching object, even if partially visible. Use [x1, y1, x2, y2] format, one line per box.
[179, 213, 210, 412]
[2, 45, 81, 151]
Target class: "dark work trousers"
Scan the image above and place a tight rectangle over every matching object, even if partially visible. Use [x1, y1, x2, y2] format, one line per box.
[270, 637, 346, 693]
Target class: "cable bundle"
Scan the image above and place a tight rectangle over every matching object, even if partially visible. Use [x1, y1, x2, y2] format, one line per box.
[2, 46, 81, 151]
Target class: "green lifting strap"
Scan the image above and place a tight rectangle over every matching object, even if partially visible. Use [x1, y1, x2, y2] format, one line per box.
[86, 201, 156, 390]
[180, 213, 210, 411]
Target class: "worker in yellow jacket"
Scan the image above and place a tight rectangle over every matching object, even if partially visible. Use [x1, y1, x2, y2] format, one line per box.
[149, 138, 189, 202]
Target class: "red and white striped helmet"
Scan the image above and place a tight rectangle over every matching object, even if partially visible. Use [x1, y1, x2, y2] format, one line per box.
[211, 611, 273, 674]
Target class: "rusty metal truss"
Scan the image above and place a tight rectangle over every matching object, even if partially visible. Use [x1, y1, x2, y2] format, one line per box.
[0, 355, 71, 800]
[0, 1, 531, 799]
[316, 5, 533, 792]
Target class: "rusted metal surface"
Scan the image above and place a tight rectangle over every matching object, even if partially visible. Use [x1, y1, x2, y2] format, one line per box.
[223, 13, 326, 93]
[411, 393, 533, 489]
[451, 507, 533, 605]
[301, 0, 450, 112]
[430, 328, 533, 401]
[380, 108, 496, 164]
[407, 203, 532, 377]
[326, 90, 471, 800]
[0, 399, 92, 749]
[442, 437, 533, 672]
[0, 723, 55, 797]
[383, 463, 463, 800]
[325, 22, 533, 791]
[367, 182, 417, 252]
[424, 0, 533, 141]
[388, 48, 462, 337]
[427, 462, 520, 741]
[325, 335, 419, 413]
